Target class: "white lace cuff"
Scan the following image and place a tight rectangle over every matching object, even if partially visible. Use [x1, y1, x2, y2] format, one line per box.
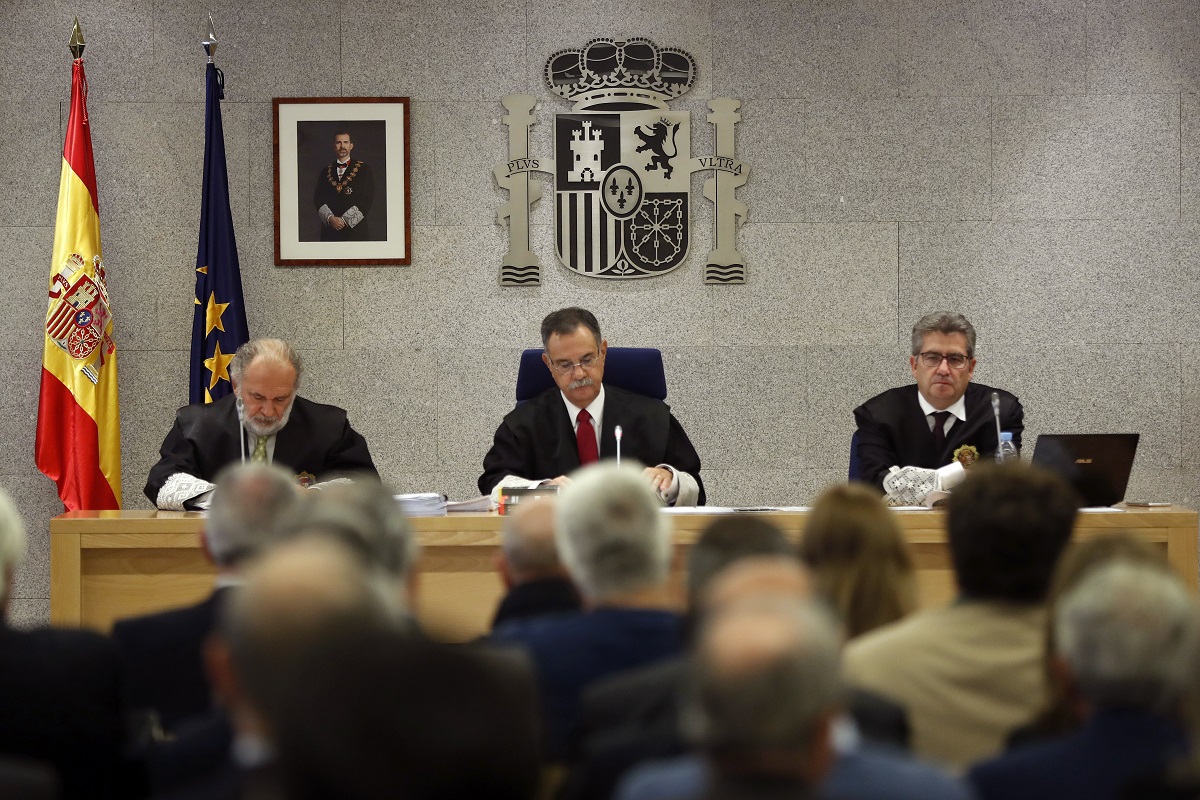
[156, 473, 217, 511]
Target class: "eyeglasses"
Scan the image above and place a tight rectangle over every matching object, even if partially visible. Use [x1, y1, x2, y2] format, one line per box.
[917, 351, 971, 370]
[548, 353, 604, 374]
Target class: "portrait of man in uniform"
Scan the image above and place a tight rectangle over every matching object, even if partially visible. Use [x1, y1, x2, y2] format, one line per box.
[294, 120, 389, 244]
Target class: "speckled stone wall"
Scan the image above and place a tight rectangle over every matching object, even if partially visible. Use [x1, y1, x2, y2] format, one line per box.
[1, 0, 1198, 627]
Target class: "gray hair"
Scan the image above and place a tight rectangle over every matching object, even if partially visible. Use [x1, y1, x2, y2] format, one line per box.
[1056, 561, 1200, 713]
[500, 498, 562, 578]
[275, 478, 419, 594]
[205, 463, 302, 568]
[911, 312, 976, 357]
[229, 338, 304, 388]
[0, 487, 27, 601]
[555, 463, 671, 603]
[682, 599, 843, 754]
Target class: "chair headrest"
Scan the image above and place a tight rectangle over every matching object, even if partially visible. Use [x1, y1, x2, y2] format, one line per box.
[515, 347, 668, 403]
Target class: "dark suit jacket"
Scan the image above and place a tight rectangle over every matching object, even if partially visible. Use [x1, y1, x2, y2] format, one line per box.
[490, 577, 581, 630]
[145, 394, 377, 503]
[478, 384, 705, 504]
[968, 709, 1187, 800]
[564, 656, 909, 800]
[112, 589, 229, 732]
[0, 625, 141, 800]
[853, 382, 1023, 489]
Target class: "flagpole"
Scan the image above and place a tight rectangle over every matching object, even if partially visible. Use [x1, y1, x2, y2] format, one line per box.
[35, 18, 123, 511]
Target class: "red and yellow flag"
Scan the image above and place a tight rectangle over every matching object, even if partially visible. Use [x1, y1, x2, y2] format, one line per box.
[35, 56, 121, 511]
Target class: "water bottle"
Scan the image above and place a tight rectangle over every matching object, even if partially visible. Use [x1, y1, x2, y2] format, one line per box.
[996, 431, 1018, 463]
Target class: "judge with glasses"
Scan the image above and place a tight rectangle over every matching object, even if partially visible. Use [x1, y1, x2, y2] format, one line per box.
[853, 312, 1023, 505]
[479, 307, 704, 505]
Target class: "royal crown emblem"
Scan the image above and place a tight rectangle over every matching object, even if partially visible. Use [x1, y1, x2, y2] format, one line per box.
[495, 37, 749, 285]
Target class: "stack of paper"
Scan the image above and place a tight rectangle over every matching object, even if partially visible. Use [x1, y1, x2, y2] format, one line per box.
[394, 493, 448, 517]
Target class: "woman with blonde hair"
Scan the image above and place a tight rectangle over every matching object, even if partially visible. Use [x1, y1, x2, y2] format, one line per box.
[799, 483, 916, 639]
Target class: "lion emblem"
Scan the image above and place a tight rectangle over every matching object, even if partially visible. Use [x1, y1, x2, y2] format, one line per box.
[634, 119, 680, 179]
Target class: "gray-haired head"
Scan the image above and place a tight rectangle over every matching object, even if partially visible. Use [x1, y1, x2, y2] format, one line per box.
[205, 463, 302, 568]
[555, 462, 671, 603]
[911, 312, 976, 357]
[0, 487, 27, 606]
[1056, 561, 1200, 714]
[682, 598, 843, 758]
[229, 338, 304, 389]
[501, 497, 563, 582]
[274, 477, 419, 596]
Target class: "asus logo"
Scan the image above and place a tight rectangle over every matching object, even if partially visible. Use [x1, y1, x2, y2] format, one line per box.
[1075, 458, 1093, 464]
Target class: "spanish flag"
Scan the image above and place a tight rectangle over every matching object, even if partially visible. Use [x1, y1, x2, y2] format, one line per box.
[35, 54, 121, 511]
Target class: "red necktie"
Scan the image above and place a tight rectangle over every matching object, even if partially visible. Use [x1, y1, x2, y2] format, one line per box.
[576, 409, 599, 466]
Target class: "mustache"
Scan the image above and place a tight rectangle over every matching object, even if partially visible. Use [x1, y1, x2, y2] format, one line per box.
[568, 377, 594, 391]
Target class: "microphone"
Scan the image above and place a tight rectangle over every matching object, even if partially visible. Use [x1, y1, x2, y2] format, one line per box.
[991, 391, 1003, 449]
[614, 425, 623, 467]
[236, 396, 247, 464]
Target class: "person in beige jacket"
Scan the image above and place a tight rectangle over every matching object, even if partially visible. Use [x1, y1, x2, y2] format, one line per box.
[842, 463, 1078, 771]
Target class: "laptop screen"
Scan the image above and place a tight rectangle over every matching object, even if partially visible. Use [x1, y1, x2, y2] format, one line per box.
[1030, 433, 1139, 507]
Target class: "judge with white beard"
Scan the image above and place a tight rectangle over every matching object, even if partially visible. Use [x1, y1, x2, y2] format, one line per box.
[145, 338, 377, 510]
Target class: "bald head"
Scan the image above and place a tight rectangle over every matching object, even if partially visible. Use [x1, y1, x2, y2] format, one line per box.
[703, 556, 814, 613]
[219, 536, 401, 724]
[684, 599, 842, 782]
[500, 498, 564, 583]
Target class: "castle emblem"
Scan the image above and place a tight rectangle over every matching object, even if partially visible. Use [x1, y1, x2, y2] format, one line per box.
[495, 37, 749, 284]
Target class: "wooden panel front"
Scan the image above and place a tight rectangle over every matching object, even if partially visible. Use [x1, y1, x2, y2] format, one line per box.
[50, 507, 1198, 641]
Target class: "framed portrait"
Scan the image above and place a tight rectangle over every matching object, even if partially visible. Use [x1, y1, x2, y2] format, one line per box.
[273, 97, 411, 266]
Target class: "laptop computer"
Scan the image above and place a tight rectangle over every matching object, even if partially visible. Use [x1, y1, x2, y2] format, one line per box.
[1030, 433, 1140, 507]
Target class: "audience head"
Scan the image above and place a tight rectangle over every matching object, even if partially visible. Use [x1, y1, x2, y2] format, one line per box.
[682, 598, 842, 784]
[556, 462, 671, 604]
[1056, 561, 1200, 714]
[274, 476, 419, 605]
[203, 463, 301, 569]
[687, 516, 793, 609]
[946, 463, 1077, 603]
[800, 483, 915, 638]
[275, 628, 540, 800]
[208, 535, 400, 737]
[703, 556, 814, 613]
[0, 487, 26, 611]
[499, 497, 565, 587]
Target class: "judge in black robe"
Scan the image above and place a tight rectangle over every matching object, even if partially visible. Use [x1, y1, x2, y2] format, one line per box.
[853, 382, 1023, 489]
[144, 393, 377, 508]
[479, 384, 705, 505]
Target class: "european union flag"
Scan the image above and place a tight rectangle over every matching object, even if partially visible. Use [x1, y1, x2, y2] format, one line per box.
[190, 62, 249, 404]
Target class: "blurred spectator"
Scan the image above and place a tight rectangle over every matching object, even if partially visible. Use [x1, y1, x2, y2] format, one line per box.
[799, 483, 916, 639]
[491, 497, 581, 629]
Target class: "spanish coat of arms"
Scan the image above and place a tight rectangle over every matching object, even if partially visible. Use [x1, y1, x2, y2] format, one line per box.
[495, 38, 749, 285]
[45, 252, 115, 384]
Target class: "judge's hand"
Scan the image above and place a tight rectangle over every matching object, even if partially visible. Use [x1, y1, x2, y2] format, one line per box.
[643, 466, 672, 494]
[545, 475, 573, 487]
[330, 216, 346, 230]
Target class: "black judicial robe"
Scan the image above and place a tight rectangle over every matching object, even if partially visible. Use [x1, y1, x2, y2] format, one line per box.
[144, 393, 377, 503]
[853, 382, 1024, 489]
[478, 384, 705, 505]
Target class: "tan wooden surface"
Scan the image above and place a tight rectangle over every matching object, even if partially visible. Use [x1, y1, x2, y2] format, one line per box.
[50, 506, 1198, 642]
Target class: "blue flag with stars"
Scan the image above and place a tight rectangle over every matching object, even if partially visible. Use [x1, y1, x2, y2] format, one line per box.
[191, 62, 249, 405]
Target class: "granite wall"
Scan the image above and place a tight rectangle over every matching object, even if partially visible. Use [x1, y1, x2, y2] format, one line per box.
[2, 0, 1198, 626]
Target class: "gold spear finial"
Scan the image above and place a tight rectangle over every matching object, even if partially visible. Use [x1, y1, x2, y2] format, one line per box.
[69, 17, 85, 59]
[202, 15, 217, 62]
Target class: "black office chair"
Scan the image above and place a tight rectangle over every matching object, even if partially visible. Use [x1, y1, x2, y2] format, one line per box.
[514, 347, 668, 404]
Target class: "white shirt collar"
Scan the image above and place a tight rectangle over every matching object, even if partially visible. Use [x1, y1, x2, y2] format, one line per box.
[916, 387, 967, 422]
[561, 384, 605, 431]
